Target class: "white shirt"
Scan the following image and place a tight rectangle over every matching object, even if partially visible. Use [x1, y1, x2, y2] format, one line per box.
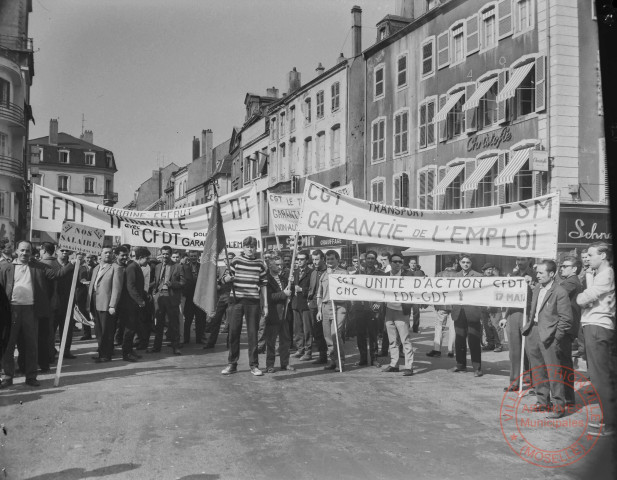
[386, 271, 403, 311]
[578, 268, 616, 330]
[533, 280, 554, 324]
[11, 262, 34, 305]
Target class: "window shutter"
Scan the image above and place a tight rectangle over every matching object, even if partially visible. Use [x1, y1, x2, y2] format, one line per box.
[497, 70, 509, 124]
[437, 31, 449, 69]
[427, 102, 435, 145]
[394, 175, 401, 206]
[465, 84, 477, 133]
[401, 173, 409, 208]
[438, 95, 448, 142]
[434, 167, 447, 210]
[535, 55, 546, 112]
[426, 169, 435, 209]
[497, 152, 507, 203]
[498, 0, 513, 39]
[419, 104, 427, 148]
[464, 160, 476, 208]
[466, 15, 480, 55]
[418, 171, 427, 209]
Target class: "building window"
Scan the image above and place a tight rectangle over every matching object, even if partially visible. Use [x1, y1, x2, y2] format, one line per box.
[421, 38, 435, 78]
[0, 191, 8, 217]
[418, 168, 436, 209]
[516, 0, 533, 33]
[280, 143, 287, 180]
[451, 23, 465, 65]
[0, 132, 7, 157]
[270, 148, 277, 182]
[59, 150, 70, 164]
[58, 175, 69, 192]
[290, 106, 296, 132]
[393, 110, 409, 156]
[270, 117, 277, 140]
[331, 82, 340, 111]
[427, 0, 437, 12]
[243, 156, 251, 184]
[304, 137, 312, 174]
[482, 7, 497, 50]
[378, 27, 387, 41]
[397, 54, 408, 88]
[106, 154, 113, 168]
[513, 66, 535, 119]
[418, 98, 436, 149]
[304, 98, 312, 124]
[393, 173, 409, 208]
[330, 125, 341, 163]
[371, 118, 386, 163]
[316, 90, 325, 119]
[374, 64, 385, 100]
[508, 160, 533, 202]
[474, 162, 499, 207]
[84, 177, 95, 194]
[316, 132, 326, 170]
[85, 152, 95, 166]
[478, 80, 499, 129]
[444, 167, 464, 209]
[289, 139, 296, 173]
[371, 178, 385, 203]
[280, 112, 286, 135]
[447, 94, 466, 138]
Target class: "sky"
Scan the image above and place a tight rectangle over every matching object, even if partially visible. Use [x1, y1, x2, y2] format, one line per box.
[29, 0, 391, 207]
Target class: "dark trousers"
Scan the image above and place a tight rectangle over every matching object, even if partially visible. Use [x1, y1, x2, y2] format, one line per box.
[154, 294, 180, 349]
[293, 309, 312, 354]
[265, 320, 291, 368]
[583, 324, 617, 426]
[454, 309, 482, 369]
[380, 318, 389, 356]
[135, 300, 151, 348]
[525, 324, 566, 409]
[227, 300, 260, 367]
[354, 310, 378, 363]
[119, 305, 138, 356]
[57, 306, 76, 356]
[309, 307, 327, 358]
[94, 309, 116, 360]
[37, 315, 51, 370]
[2, 305, 38, 381]
[411, 305, 421, 332]
[206, 295, 229, 347]
[183, 296, 206, 343]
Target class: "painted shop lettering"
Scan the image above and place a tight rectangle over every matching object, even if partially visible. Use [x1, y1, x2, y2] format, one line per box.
[466, 127, 513, 152]
[568, 219, 611, 241]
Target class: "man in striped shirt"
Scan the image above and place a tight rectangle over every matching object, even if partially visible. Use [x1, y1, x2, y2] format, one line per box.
[220, 236, 268, 376]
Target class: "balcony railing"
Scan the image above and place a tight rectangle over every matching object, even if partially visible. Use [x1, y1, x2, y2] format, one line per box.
[104, 192, 119, 205]
[0, 154, 23, 177]
[0, 102, 25, 126]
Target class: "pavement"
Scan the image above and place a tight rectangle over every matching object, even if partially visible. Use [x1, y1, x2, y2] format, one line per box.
[0, 309, 615, 480]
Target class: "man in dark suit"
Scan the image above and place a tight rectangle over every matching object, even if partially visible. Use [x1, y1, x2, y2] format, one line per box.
[558, 256, 583, 404]
[264, 256, 294, 373]
[450, 254, 484, 376]
[408, 259, 425, 333]
[118, 246, 150, 362]
[148, 245, 185, 355]
[86, 245, 125, 363]
[182, 250, 205, 344]
[291, 250, 312, 360]
[0, 241, 74, 388]
[523, 259, 573, 418]
[77, 254, 98, 340]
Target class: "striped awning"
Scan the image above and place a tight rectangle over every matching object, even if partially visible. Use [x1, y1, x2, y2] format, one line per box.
[431, 163, 465, 196]
[496, 62, 534, 102]
[434, 90, 466, 122]
[461, 155, 499, 192]
[462, 77, 498, 111]
[494, 148, 533, 186]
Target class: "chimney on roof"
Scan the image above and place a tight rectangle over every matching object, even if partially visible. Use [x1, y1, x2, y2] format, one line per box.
[337, 53, 346, 64]
[192, 136, 200, 160]
[288, 67, 301, 94]
[316, 62, 325, 75]
[351, 6, 362, 58]
[49, 118, 58, 146]
[266, 86, 279, 98]
[80, 129, 93, 144]
[202, 129, 214, 172]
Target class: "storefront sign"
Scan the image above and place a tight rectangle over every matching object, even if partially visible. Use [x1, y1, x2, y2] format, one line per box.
[467, 126, 513, 152]
[530, 150, 549, 172]
[559, 207, 612, 245]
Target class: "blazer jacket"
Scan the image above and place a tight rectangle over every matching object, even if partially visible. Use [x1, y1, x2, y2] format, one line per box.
[119, 261, 146, 309]
[559, 274, 583, 338]
[152, 261, 185, 305]
[266, 272, 289, 326]
[86, 262, 125, 313]
[182, 262, 198, 297]
[291, 267, 311, 311]
[450, 269, 483, 322]
[0, 260, 74, 318]
[524, 281, 573, 347]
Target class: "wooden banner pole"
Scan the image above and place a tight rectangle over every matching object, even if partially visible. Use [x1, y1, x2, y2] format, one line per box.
[54, 258, 79, 387]
[331, 299, 343, 373]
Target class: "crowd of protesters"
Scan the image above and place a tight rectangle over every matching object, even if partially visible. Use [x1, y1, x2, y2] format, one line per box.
[0, 236, 614, 437]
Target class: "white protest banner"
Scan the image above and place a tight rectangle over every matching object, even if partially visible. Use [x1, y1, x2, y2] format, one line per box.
[268, 193, 302, 234]
[58, 221, 105, 256]
[332, 181, 354, 197]
[32, 184, 258, 238]
[297, 180, 559, 258]
[328, 275, 528, 309]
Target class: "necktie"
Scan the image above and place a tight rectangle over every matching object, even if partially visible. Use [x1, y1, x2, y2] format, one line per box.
[159, 264, 167, 288]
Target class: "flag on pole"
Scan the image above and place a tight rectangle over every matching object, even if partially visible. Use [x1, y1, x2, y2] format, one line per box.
[193, 200, 227, 316]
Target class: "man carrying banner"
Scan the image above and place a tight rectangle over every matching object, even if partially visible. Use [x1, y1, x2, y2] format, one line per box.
[426, 266, 456, 358]
[308, 249, 328, 364]
[291, 250, 313, 361]
[0, 241, 74, 388]
[407, 259, 425, 333]
[220, 236, 268, 376]
[316, 250, 348, 372]
[450, 254, 484, 377]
